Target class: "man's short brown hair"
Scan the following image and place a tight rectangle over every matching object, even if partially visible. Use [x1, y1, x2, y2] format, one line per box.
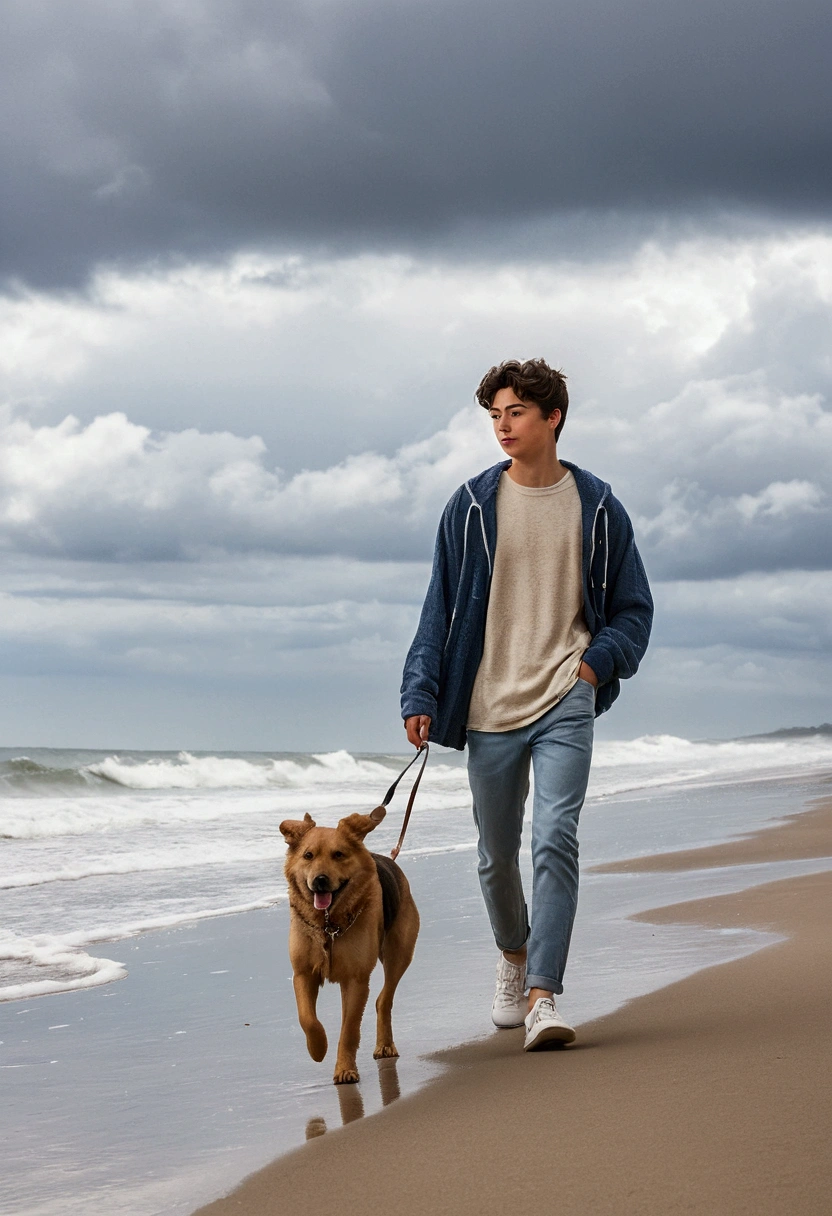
[476, 358, 569, 440]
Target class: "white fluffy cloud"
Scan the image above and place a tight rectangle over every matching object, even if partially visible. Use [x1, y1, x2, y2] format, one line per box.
[1, 226, 831, 743]
[3, 225, 830, 462]
[1, 369, 830, 576]
[0, 404, 496, 560]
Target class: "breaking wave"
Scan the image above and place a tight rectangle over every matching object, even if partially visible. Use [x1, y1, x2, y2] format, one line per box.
[589, 733, 832, 797]
[85, 749, 409, 790]
[4, 735, 832, 801]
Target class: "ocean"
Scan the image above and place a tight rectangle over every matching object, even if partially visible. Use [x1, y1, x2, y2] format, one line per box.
[4, 733, 832, 1004]
[2, 735, 832, 1214]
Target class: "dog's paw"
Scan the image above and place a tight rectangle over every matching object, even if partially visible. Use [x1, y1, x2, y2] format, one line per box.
[333, 1067, 360, 1085]
[373, 1044, 399, 1059]
[305, 1024, 328, 1062]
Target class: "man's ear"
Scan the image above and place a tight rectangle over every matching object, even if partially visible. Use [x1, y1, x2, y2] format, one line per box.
[279, 812, 316, 847]
[339, 805, 386, 841]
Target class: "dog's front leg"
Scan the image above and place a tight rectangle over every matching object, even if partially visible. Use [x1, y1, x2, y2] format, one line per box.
[293, 972, 327, 1062]
[333, 976, 370, 1084]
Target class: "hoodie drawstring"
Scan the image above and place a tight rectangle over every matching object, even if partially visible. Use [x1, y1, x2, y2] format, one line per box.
[589, 493, 610, 608]
[444, 484, 492, 653]
[602, 509, 609, 591]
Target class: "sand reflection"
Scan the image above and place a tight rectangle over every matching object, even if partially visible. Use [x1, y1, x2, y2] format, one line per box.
[304, 1058, 401, 1140]
[377, 1055, 401, 1106]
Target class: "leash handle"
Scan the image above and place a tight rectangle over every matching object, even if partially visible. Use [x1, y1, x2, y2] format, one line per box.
[385, 743, 429, 861]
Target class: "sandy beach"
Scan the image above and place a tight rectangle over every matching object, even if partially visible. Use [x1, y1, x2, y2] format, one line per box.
[195, 794, 832, 1216]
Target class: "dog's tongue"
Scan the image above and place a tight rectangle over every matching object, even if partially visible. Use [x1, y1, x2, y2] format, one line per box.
[314, 891, 333, 911]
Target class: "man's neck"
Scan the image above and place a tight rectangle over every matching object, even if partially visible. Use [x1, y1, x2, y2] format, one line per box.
[506, 447, 567, 488]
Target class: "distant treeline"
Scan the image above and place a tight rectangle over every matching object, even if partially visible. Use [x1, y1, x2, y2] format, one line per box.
[745, 723, 832, 740]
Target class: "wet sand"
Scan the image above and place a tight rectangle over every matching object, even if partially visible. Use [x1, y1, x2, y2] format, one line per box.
[194, 797, 832, 1216]
[591, 790, 832, 872]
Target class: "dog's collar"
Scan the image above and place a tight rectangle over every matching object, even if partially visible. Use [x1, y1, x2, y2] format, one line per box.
[323, 905, 363, 941]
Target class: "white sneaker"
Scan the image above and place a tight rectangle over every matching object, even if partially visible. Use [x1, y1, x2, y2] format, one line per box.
[491, 953, 527, 1028]
[523, 996, 576, 1050]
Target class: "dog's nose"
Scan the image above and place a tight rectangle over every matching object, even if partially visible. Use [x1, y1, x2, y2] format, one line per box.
[311, 874, 330, 892]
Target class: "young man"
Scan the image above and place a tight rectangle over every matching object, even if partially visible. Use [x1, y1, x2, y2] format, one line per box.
[400, 358, 652, 1050]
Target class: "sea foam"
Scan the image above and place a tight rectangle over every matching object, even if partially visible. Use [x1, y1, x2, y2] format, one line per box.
[0, 928, 127, 1003]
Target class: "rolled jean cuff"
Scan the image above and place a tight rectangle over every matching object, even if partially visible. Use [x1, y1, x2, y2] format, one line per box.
[495, 929, 530, 955]
[526, 973, 564, 996]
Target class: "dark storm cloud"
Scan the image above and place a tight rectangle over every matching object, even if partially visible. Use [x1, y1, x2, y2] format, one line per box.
[3, 0, 832, 287]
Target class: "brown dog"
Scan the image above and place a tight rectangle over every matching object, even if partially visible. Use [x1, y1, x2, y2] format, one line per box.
[279, 805, 420, 1084]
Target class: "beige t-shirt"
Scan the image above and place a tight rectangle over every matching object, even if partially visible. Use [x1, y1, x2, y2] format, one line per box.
[466, 470, 591, 732]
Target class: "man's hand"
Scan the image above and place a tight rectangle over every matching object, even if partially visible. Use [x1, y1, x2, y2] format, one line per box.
[578, 660, 598, 687]
[405, 715, 431, 748]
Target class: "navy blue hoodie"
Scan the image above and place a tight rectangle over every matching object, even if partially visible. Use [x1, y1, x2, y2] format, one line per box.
[400, 459, 653, 750]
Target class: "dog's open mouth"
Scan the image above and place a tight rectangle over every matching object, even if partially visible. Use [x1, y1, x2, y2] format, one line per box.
[312, 880, 348, 911]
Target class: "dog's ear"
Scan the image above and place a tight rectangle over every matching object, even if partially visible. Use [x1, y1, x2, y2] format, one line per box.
[279, 812, 316, 847]
[339, 805, 385, 841]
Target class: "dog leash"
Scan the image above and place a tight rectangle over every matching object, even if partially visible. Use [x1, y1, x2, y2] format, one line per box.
[380, 742, 429, 861]
[314, 747, 428, 954]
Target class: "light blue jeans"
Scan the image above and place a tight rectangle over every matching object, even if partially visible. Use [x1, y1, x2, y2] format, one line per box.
[466, 679, 595, 994]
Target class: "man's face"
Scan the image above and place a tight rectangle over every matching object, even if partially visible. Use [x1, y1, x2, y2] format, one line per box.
[488, 386, 560, 461]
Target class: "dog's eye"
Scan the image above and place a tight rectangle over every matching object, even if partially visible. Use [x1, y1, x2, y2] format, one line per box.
[331, 850, 345, 860]
[303, 850, 314, 860]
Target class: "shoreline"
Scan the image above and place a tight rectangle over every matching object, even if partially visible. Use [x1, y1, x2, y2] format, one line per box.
[194, 794, 832, 1216]
[590, 786, 832, 873]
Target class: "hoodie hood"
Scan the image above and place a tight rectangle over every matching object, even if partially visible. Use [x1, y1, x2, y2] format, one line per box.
[465, 459, 609, 513]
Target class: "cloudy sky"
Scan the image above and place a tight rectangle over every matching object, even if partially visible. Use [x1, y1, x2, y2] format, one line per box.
[2, 0, 831, 750]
